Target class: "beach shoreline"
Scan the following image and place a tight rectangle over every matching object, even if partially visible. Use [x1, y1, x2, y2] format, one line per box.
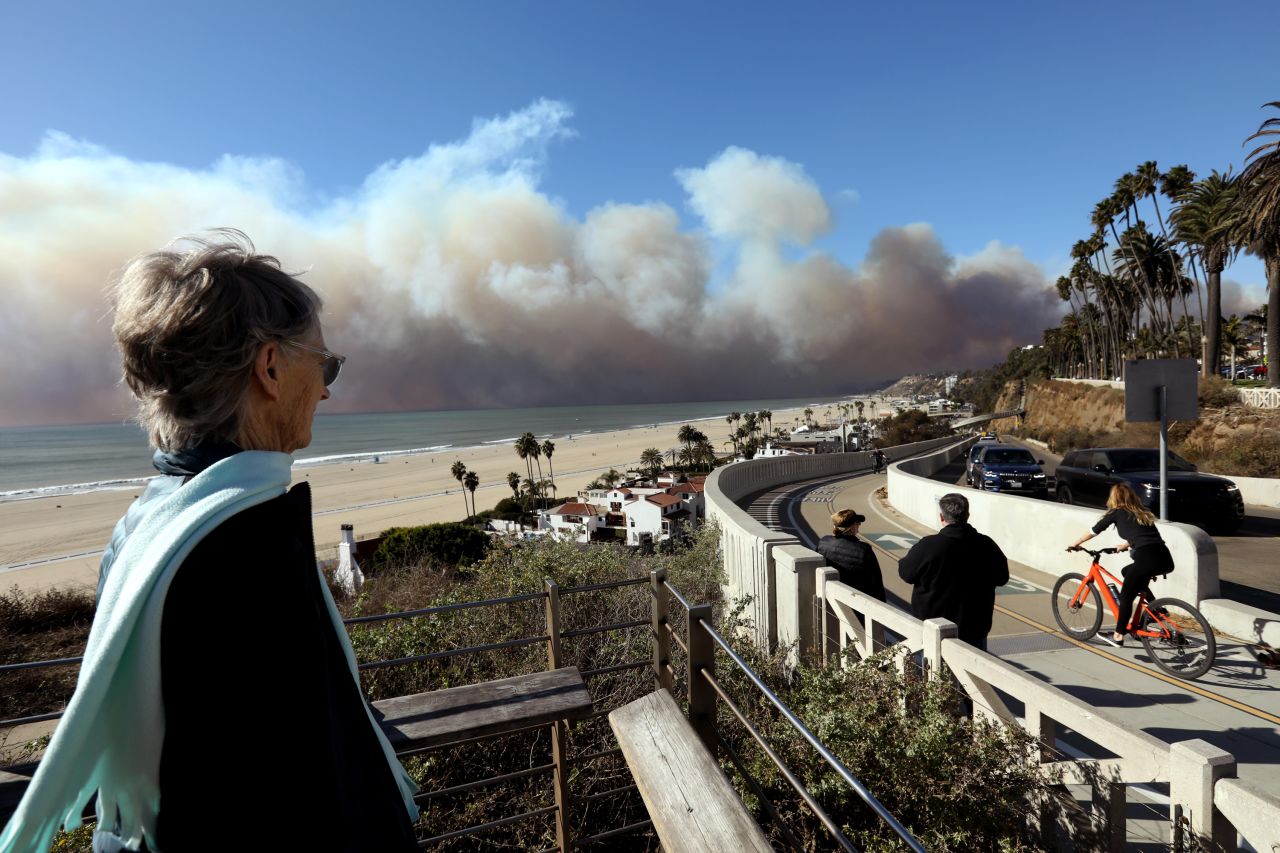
[1, 400, 875, 595]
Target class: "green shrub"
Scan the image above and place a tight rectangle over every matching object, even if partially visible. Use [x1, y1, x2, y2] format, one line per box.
[364, 522, 491, 572]
[719, 647, 1069, 852]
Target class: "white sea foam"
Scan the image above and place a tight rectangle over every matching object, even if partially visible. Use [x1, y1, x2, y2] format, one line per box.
[294, 444, 454, 467]
[0, 476, 158, 502]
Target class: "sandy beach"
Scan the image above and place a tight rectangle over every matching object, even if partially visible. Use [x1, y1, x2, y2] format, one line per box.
[1, 403, 847, 595]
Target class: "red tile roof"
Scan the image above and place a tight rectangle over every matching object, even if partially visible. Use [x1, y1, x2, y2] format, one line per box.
[550, 502, 600, 516]
[666, 483, 704, 494]
[646, 493, 682, 507]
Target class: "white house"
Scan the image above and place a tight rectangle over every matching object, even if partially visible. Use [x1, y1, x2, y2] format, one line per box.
[540, 502, 607, 543]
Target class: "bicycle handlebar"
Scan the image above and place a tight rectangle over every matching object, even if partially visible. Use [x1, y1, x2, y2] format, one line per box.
[1065, 546, 1118, 558]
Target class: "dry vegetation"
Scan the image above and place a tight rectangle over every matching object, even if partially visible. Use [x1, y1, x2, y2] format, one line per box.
[993, 379, 1280, 477]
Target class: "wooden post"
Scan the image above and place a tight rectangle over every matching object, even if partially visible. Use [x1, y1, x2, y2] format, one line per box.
[650, 569, 673, 691]
[544, 579, 573, 851]
[686, 603, 717, 756]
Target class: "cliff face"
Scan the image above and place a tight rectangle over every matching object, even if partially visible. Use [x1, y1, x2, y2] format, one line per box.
[999, 379, 1280, 477]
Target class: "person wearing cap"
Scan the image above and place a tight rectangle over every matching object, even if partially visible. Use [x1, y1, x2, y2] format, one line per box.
[897, 492, 1008, 651]
[816, 509, 886, 601]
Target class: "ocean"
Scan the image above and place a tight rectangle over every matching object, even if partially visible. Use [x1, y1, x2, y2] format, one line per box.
[0, 395, 850, 499]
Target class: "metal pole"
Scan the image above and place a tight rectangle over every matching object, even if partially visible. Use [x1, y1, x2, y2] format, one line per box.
[1159, 385, 1169, 521]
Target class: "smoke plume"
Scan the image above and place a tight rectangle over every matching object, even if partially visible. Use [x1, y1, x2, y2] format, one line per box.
[0, 99, 1061, 427]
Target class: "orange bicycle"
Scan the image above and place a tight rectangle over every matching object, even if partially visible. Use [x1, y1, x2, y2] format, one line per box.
[1051, 547, 1216, 680]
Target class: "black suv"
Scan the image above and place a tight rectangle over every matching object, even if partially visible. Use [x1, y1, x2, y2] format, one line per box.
[1055, 447, 1244, 533]
[970, 445, 1049, 498]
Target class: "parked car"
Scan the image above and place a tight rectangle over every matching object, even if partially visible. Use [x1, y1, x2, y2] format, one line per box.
[970, 445, 1049, 498]
[965, 437, 1001, 485]
[1054, 447, 1244, 533]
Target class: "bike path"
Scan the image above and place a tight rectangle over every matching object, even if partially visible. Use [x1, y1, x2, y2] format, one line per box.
[753, 469, 1280, 793]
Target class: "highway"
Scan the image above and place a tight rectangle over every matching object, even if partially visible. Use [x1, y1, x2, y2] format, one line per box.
[742, 465, 1280, 806]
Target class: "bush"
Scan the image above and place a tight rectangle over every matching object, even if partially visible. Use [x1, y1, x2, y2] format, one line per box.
[1198, 377, 1240, 409]
[0, 586, 95, 725]
[364, 522, 491, 572]
[720, 646, 1067, 851]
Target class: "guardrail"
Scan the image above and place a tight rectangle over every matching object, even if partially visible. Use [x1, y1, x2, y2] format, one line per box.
[1239, 387, 1280, 408]
[817, 572, 1280, 852]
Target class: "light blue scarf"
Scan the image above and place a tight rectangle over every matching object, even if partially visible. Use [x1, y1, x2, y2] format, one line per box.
[0, 451, 418, 853]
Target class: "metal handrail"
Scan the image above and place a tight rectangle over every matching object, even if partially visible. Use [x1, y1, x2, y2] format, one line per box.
[559, 576, 649, 595]
[700, 667, 856, 852]
[0, 656, 82, 675]
[695, 611, 926, 853]
[419, 803, 558, 847]
[344, 590, 547, 626]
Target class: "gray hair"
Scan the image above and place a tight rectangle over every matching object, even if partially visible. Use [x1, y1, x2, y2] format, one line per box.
[111, 229, 321, 451]
[938, 493, 969, 525]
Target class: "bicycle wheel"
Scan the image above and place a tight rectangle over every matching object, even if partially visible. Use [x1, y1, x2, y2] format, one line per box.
[1051, 573, 1103, 640]
[1139, 597, 1216, 680]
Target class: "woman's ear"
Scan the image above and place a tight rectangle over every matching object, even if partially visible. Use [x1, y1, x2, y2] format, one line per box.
[251, 341, 284, 401]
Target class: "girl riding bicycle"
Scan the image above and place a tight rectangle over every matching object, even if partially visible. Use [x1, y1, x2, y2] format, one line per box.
[1067, 482, 1173, 645]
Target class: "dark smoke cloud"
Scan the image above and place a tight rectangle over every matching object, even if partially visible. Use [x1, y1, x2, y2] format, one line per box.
[0, 100, 1062, 427]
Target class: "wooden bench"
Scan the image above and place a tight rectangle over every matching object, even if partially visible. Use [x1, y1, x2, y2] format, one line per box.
[372, 666, 593, 752]
[609, 689, 771, 853]
[1, 668, 592, 828]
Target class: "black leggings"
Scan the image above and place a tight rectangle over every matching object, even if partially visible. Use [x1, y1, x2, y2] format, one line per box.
[1116, 543, 1174, 633]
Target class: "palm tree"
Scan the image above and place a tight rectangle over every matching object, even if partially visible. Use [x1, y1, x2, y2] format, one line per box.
[759, 409, 773, 434]
[507, 471, 521, 500]
[640, 447, 663, 477]
[541, 439, 556, 496]
[695, 438, 716, 471]
[450, 460, 469, 518]
[601, 468, 623, 488]
[677, 424, 697, 453]
[529, 436, 545, 490]
[803, 407, 813, 427]
[1240, 101, 1280, 388]
[1171, 171, 1241, 376]
[515, 434, 536, 510]
[463, 471, 479, 518]
[1221, 315, 1247, 381]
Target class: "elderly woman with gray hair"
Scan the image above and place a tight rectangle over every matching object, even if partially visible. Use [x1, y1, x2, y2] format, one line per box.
[1, 231, 419, 853]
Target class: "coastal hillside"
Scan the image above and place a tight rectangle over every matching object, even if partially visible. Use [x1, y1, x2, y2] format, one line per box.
[992, 379, 1280, 477]
[878, 374, 950, 398]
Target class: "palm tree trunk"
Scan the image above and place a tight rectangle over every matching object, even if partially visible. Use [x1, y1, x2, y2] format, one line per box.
[1206, 268, 1223, 379]
[1268, 258, 1279, 389]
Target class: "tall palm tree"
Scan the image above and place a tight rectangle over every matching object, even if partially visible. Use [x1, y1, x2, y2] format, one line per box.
[528, 437, 545, 490]
[677, 424, 697, 457]
[803, 407, 813, 427]
[514, 434, 536, 511]
[695, 438, 716, 471]
[450, 461, 469, 518]
[601, 468, 622, 488]
[1171, 171, 1241, 376]
[1240, 101, 1280, 388]
[463, 471, 479, 518]
[541, 439, 556, 496]
[759, 410, 773, 434]
[507, 471, 521, 500]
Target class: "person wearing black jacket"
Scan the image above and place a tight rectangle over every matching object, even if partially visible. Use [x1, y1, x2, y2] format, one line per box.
[1068, 482, 1173, 646]
[897, 493, 1008, 650]
[816, 509, 886, 601]
[89, 232, 419, 852]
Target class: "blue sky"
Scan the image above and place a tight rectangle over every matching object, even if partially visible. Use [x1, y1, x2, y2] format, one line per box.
[3, 0, 1275, 297]
[3, 1, 1279, 425]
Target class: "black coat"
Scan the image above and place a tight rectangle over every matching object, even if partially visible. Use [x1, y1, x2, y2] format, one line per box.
[100, 482, 419, 852]
[897, 523, 1009, 646]
[816, 534, 886, 601]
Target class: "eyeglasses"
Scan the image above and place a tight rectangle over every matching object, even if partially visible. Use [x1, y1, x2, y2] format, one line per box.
[284, 340, 346, 386]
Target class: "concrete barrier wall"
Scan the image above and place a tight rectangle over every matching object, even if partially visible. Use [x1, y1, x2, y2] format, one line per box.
[1209, 473, 1280, 508]
[706, 436, 959, 649]
[887, 439, 1220, 607]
